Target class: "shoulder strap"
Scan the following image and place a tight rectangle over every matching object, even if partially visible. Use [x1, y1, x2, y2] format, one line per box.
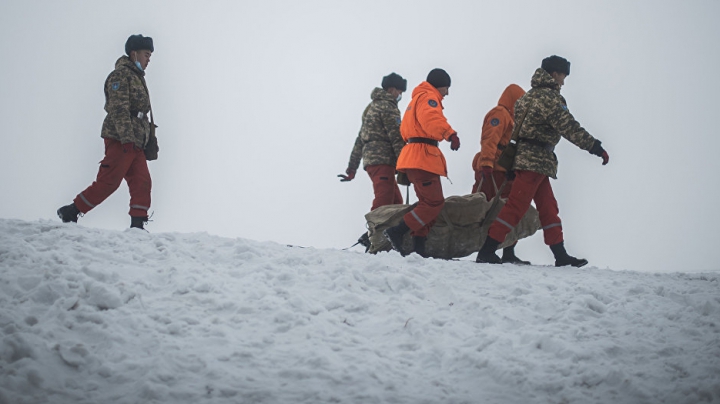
[510, 102, 531, 142]
[139, 76, 154, 127]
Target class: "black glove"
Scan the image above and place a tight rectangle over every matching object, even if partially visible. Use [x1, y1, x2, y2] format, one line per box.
[396, 171, 410, 186]
[449, 133, 460, 151]
[589, 140, 609, 165]
[338, 168, 356, 182]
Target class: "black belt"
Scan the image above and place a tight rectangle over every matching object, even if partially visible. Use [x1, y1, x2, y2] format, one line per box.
[407, 138, 439, 147]
[519, 138, 554, 152]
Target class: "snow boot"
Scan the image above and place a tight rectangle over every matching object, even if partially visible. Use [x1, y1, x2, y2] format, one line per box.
[57, 203, 81, 223]
[130, 216, 149, 230]
[383, 219, 410, 255]
[357, 232, 371, 252]
[413, 236, 428, 258]
[475, 237, 502, 264]
[501, 244, 531, 265]
[550, 242, 588, 268]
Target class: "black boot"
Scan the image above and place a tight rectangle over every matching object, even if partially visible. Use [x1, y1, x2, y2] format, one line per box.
[413, 236, 428, 258]
[475, 237, 502, 264]
[501, 244, 531, 265]
[357, 232, 371, 252]
[383, 219, 410, 255]
[130, 216, 149, 230]
[550, 242, 588, 268]
[57, 203, 81, 223]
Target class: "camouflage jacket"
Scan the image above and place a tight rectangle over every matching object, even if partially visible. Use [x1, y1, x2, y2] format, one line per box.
[513, 68, 598, 179]
[347, 88, 405, 170]
[101, 56, 151, 148]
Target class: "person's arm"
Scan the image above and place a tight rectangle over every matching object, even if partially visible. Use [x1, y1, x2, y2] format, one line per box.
[105, 72, 135, 144]
[478, 111, 508, 168]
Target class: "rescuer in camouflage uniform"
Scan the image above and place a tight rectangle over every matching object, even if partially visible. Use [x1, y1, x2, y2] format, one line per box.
[57, 34, 157, 230]
[476, 55, 610, 267]
[339, 73, 407, 249]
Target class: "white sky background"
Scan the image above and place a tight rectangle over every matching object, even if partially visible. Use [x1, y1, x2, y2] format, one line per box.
[1, 0, 718, 273]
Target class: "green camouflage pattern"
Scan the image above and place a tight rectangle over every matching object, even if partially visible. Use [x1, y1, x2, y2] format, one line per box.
[513, 68, 597, 178]
[347, 88, 405, 170]
[101, 56, 151, 148]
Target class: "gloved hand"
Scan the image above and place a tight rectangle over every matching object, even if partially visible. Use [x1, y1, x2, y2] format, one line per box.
[481, 166, 493, 180]
[396, 171, 411, 186]
[338, 168, 356, 182]
[449, 133, 460, 151]
[122, 142, 136, 153]
[589, 140, 609, 165]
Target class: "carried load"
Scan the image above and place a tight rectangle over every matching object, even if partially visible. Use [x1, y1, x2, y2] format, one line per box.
[365, 190, 541, 259]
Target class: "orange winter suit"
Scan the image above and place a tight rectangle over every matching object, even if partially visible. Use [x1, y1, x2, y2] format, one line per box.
[396, 81, 456, 237]
[471, 84, 526, 198]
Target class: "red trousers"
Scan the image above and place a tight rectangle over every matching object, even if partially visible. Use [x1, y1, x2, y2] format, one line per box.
[74, 138, 152, 217]
[403, 169, 444, 237]
[366, 164, 403, 211]
[488, 170, 563, 246]
[472, 170, 512, 199]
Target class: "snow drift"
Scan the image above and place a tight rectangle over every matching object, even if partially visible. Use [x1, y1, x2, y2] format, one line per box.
[0, 219, 718, 404]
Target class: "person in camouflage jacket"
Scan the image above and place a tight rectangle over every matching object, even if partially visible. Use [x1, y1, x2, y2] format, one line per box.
[57, 34, 156, 230]
[476, 55, 610, 267]
[339, 73, 407, 250]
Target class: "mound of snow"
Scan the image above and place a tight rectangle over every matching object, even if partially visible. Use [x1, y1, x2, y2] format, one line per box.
[0, 219, 718, 404]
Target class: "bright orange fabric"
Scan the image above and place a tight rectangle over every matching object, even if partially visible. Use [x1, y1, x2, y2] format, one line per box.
[472, 84, 525, 173]
[396, 82, 455, 177]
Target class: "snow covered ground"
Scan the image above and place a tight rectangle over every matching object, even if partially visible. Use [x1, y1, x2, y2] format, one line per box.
[1, 219, 718, 404]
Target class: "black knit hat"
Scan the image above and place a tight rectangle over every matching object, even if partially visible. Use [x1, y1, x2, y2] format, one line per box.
[381, 73, 407, 92]
[427, 68, 451, 88]
[541, 55, 570, 76]
[125, 34, 154, 55]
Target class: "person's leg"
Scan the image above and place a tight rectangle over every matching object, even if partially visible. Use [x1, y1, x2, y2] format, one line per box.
[73, 139, 135, 214]
[532, 176, 563, 246]
[403, 169, 444, 237]
[477, 170, 543, 264]
[367, 164, 403, 211]
[124, 148, 152, 222]
[487, 170, 544, 244]
[384, 169, 444, 255]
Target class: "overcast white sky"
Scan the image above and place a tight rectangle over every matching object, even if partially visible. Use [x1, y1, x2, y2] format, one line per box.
[1, 0, 719, 273]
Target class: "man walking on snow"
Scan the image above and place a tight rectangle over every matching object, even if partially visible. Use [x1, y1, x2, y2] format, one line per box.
[471, 83, 529, 264]
[383, 68, 460, 257]
[340, 73, 407, 250]
[475, 55, 609, 267]
[57, 34, 158, 230]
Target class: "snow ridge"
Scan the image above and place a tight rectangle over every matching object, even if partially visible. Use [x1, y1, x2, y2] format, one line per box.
[0, 219, 718, 404]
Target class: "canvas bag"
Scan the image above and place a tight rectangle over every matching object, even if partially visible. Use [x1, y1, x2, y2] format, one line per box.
[364, 190, 540, 259]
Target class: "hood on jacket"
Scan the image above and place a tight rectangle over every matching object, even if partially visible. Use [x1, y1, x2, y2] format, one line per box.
[371, 87, 397, 103]
[412, 81, 443, 104]
[497, 84, 525, 116]
[530, 68, 559, 91]
[115, 55, 145, 76]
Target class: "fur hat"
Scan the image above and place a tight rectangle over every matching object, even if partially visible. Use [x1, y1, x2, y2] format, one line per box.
[541, 55, 570, 76]
[381, 73, 407, 92]
[427, 68, 451, 88]
[125, 34, 154, 55]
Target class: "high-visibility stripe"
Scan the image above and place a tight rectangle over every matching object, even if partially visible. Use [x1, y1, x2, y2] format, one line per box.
[496, 217, 514, 231]
[130, 204, 149, 211]
[410, 210, 426, 227]
[79, 193, 95, 208]
[542, 222, 562, 230]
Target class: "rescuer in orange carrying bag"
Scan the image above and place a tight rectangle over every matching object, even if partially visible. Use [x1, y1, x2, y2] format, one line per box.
[383, 69, 460, 257]
[471, 84, 529, 264]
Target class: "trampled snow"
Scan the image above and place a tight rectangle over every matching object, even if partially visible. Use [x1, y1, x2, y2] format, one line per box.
[1, 219, 718, 404]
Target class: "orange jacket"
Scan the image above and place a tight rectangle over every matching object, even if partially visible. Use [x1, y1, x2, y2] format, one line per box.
[472, 84, 525, 172]
[397, 81, 456, 177]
